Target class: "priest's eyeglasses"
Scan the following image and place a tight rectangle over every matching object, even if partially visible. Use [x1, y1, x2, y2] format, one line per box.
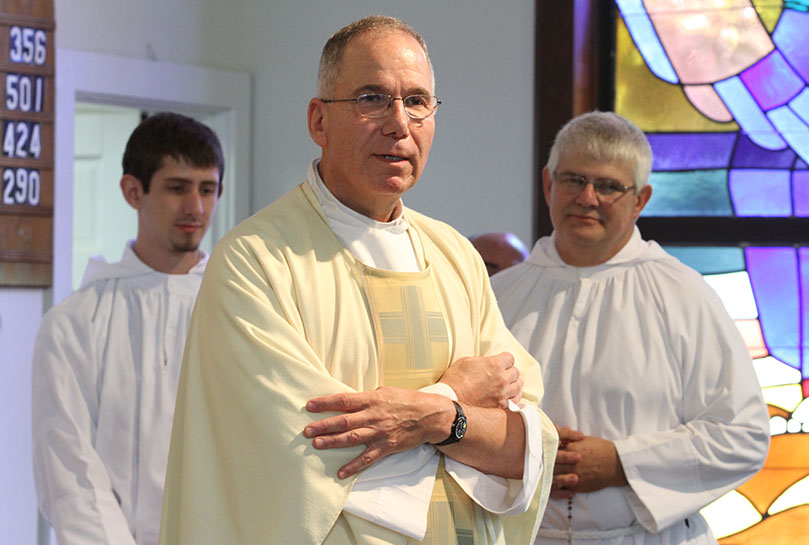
[321, 93, 441, 120]
[554, 172, 635, 202]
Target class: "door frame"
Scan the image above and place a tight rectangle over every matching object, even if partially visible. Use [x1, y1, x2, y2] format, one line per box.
[53, 48, 251, 304]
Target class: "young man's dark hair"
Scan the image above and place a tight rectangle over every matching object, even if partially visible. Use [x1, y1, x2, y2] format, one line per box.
[122, 112, 225, 195]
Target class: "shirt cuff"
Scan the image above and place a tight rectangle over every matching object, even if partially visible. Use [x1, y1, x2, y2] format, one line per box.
[342, 383, 457, 539]
[445, 400, 543, 516]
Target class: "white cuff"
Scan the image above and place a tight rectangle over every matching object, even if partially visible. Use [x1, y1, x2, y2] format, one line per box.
[445, 400, 543, 515]
[342, 383, 457, 539]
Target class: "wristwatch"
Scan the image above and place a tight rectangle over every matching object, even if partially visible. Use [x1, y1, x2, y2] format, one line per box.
[435, 400, 467, 446]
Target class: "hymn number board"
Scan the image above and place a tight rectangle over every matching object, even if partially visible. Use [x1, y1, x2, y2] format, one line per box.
[0, 2, 54, 286]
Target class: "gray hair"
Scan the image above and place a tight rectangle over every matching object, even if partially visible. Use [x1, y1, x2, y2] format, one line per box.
[317, 15, 435, 99]
[546, 111, 652, 192]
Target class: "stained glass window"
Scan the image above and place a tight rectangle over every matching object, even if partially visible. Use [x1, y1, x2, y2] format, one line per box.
[615, 1, 809, 542]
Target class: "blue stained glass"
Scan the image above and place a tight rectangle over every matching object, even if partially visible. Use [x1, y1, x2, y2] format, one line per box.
[648, 133, 735, 171]
[663, 246, 745, 275]
[791, 88, 809, 125]
[732, 133, 799, 169]
[642, 170, 732, 217]
[715, 77, 787, 150]
[729, 169, 792, 216]
[795, 171, 809, 217]
[746, 247, 800, 370]
[740, 51, 804, 110]
[615, 0, 678, 83]
[767, 106, 809, 165]
[773, 8, 809, 83]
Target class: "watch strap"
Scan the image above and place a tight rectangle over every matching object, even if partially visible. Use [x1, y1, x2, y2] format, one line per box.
[435, 400, 467, 446]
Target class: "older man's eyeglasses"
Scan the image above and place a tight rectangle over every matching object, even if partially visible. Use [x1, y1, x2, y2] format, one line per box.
[554, 173, 635, 202]
[321, 93, 441, 120]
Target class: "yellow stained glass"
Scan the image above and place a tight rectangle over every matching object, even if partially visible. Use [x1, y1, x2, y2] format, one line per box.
[615, 17, 738, 132]
[752, 0, 786, 32]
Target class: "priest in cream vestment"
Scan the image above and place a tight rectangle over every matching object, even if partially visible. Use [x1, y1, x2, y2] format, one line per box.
[160, 16, 557, 545]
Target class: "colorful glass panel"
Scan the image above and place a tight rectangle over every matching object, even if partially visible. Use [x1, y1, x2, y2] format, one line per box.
[644, 170, 732, 216]
[729, 169, 792, 216]
[663, 246, 744, 274]
[746, 247, 801, 371]
[615, 1, 809, 542]
[702, 271, 757, 319]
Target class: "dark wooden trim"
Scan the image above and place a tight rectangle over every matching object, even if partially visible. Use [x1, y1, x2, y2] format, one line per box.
[535, 1, 574, 240]
[534, 0, 613, 241]
[637, 217, 809, 246]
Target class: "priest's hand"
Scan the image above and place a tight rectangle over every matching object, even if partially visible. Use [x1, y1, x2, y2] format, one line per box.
[552, 432, 627, 496]
[304, 387, 454, 479]
[439, 352, 522, 408]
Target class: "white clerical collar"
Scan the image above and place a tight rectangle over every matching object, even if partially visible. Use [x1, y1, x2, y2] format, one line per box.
[307, 160, 421, 272]
[307, 160, 410, 234]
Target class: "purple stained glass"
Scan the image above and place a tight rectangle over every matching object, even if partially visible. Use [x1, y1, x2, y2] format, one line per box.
[773, 8, 809, 83]
[729, 169, 792, 216]
[739, 50, 805, 111]
[746, 247, 801, 370]
[732, 133, 801, 169]
[795, 171, 809, 217]
[647, 133, 734, 171]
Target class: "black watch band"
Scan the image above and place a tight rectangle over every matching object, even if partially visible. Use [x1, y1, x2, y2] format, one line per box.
[435, 400, 467, 446]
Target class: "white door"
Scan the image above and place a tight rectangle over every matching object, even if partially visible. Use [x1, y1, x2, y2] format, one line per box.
[72, 104, 140, 289]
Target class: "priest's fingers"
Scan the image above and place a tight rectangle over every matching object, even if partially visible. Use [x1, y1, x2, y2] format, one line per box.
[505, 378, 523, 407]
[336, 446, 385, 479]
[306, 391, 371, 413]
[308, 426, 378, 450]
[439, 352, 518, 409]
[303, 410, 372, 440]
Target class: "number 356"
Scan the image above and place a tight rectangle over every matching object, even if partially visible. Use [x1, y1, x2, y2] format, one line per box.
[9, 26, 47, 65]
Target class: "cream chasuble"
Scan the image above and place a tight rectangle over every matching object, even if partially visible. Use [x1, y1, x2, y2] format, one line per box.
[160, 180, 558, 545]
[359, 268, 474, 544]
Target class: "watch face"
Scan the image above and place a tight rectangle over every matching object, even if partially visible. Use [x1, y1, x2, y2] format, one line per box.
[455, 416, 468, 440]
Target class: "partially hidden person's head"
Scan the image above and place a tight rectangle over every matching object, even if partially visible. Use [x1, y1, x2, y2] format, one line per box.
[542, 111, 653, 267]
[469, 232, 529, 277]
[120, 112, 224, 269]
[307, 15, 439, 222]
[122, 112, 224, 195]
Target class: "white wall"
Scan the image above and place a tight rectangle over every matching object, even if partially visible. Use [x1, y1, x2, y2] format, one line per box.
[0, 290, 42, 545]
[245, 0, 537, 244]
[54, 0, 537, 241]
[54, 0, 249, 71]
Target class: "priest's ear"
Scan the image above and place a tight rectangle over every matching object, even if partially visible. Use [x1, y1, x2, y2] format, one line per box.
[120, 174, 146, 211]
